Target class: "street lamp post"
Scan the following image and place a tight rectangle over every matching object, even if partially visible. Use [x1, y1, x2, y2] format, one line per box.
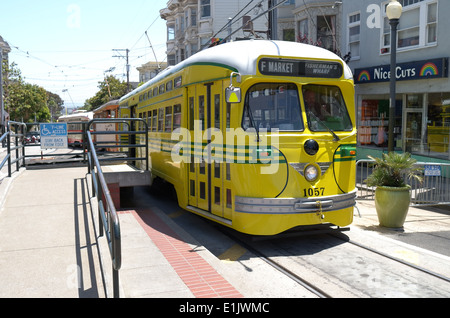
[386, 0, 403, 152]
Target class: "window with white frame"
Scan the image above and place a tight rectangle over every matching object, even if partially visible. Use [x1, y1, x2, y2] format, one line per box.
[168, 24, 175, 41]
[298, 18, 309, 42]
[180, 15, 184, 33]
[191, 8, 197, 26]
[200, 0, 211, 19]
[191, 43, 198, 55]
[427, 2, 437, 44]
[348, 12, 360, 60]
[381, 0, 437, 53]
[317, 15, 336, 51]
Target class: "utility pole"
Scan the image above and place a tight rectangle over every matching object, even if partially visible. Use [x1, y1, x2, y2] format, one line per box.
[113, 49, 130, 92]
[268, 0, 278, 40]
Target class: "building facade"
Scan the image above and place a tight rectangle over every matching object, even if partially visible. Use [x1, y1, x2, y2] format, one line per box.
[160, 0, 269, 65]
[137, 61, 168, 83]
[280, 0, 344, 57]
[342, 0, 450, 163]
[1, 36, 11, 128]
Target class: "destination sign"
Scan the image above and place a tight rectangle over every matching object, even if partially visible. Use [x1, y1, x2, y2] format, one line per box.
[258, 58, 343, 78]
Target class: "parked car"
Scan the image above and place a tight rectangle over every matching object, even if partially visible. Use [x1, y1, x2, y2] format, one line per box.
[24, 131, 40, 144]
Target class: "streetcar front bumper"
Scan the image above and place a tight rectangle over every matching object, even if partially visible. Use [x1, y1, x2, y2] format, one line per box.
[234, 189, 357, 215]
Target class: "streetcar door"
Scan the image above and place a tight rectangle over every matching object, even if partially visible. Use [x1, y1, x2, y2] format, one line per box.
[187, 81, 232, 220]
[129, 105, 137, 163]
[210, 82, 231, 219]
[187, 86, 198, 208]
[187, 84, 210, 212]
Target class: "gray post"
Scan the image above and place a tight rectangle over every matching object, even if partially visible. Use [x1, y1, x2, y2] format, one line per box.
[388, 18, 399, 152]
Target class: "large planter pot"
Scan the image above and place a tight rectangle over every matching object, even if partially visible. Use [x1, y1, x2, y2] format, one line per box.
[374, 185, 411, 228]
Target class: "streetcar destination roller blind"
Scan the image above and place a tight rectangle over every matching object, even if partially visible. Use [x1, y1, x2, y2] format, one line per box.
[258, 58, 343, 78]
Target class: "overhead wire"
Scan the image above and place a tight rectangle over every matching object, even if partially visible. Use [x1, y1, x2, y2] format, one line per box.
[201, 0, 265, 50]
[5, 3, 166, 106]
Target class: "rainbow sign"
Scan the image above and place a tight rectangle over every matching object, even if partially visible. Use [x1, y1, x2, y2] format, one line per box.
[357, 70, 371, 82]
[420, 62, 439, 77]
[354, 58, 448, 84]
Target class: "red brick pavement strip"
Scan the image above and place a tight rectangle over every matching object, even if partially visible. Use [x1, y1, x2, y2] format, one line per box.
[120, 209, 243, 298]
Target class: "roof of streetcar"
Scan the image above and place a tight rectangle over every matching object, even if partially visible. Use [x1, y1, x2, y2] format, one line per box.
[119, 39, 353, 103]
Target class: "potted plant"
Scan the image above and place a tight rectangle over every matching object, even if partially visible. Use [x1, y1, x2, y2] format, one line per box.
[365, 152, 423, 228]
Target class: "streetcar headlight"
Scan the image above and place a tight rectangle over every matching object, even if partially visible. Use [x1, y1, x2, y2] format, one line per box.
[304, 139, 319, 156]
[304, 164, 319, 182]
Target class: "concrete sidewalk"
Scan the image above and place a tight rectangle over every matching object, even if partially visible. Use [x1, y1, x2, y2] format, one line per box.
[0, 167, 106, 297]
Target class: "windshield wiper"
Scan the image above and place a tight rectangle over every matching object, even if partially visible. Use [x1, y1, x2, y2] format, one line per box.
[308, 111, 340, 142]
[245, 94, 261, 142]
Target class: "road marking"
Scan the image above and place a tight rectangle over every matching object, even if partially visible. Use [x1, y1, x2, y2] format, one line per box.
[218, 244, 247, 263]
[168, 210, 185, 219]
[393, 249, 420, 265]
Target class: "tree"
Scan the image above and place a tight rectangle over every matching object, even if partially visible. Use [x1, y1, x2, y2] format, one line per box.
[84, 75, 127, 110]
[2, 62, 61, 123]
[47, 91, 64, 121]
[7, 82, 50, 122]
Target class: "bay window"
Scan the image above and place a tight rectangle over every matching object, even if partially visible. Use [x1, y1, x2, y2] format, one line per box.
[381, 0, 437, 53]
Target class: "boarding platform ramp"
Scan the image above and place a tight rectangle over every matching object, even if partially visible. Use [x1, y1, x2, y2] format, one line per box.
[1, 118, 151, 298]
[86, 118, 152, 209]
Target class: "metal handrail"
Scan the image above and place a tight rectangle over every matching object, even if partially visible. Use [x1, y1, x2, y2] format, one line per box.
[1, 121, 27, 178]
[0, 130, 10, 173]
[86, 130, 121, 298]
[87, 118, 149, 170]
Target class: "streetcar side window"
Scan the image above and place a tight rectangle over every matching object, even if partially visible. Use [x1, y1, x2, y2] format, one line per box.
[199, 95, 205, 130]
[165, 106, 172, 132]
[152, 109, 157, 131]
[158, 107, 164, 131]
[138, 113, 142, 131]
[242, 83, 303, 132]
[302, 85, 352, 132]
[147, 110, 152, 131]
[189, 97, 195, 130]
[173, 104, 182, 130]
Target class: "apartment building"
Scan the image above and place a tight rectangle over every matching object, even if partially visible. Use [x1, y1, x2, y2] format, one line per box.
[278, 0, 344, 56]
[341, 0, 450, 162]
[1, 36, 11, 127]
[159, 0, 268, 65]
[137, 61, 168, 83]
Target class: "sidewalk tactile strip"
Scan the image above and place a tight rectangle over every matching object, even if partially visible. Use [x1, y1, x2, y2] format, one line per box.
[125, 209, 243, 298]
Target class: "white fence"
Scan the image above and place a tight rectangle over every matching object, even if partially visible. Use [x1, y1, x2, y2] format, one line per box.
[356, 159, 450, 206]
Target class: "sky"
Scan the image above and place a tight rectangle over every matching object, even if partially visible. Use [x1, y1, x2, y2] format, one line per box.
[0, 0, 169, 110]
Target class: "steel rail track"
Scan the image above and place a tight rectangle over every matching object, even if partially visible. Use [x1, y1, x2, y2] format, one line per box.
[217, 224, 450, 298]
[330, 232, 450, 284]
[215, 226, 333, 298]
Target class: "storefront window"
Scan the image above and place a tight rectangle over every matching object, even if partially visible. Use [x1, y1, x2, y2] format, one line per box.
[427, 93, 450, 159]
[405, 94, 425, 154]
[358, 92, 450, 160]
[358, 98, 401, 147]
[406, 94, 423, 108]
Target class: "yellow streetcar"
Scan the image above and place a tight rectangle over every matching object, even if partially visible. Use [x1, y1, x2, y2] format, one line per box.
[119, 40, 357, 235]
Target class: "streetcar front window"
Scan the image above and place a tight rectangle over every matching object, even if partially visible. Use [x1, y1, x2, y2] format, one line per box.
[303, 85, 352, 132]
[243, 83, 304, 132]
